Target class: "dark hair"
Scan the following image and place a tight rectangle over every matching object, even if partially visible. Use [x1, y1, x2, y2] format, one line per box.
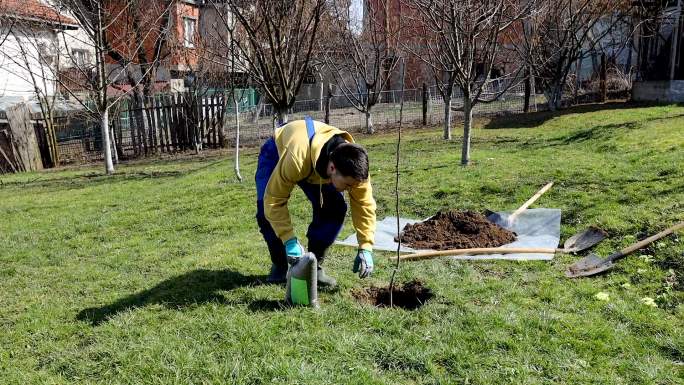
[329, 143, 369, 180]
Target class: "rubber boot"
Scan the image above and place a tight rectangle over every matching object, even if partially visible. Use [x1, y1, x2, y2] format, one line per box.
[316, 266, 337, 288]
[266, 263, 288, 284]
[266, 240, 288, 284]
[308, 241, 337, 288]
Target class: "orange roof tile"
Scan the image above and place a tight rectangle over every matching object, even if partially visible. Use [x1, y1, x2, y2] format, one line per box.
[0, 0, 78, 27]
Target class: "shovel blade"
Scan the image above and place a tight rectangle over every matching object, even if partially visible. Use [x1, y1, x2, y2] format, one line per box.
[563, 227, 608, 253]
[565, 253, 615, 278]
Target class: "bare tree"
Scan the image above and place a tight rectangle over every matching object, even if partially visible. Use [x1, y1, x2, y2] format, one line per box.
[3, 19, 63, 167]
[0, 2, 90, 168]
[321, 0, 400, 134]
[55, 0, 173, 173]
[406, 0, 529, 165]
[226, 0, 326, 125]
[103, 0, 174, 157]
[512, 0, 631, 111]
[205, 0, 247, 180]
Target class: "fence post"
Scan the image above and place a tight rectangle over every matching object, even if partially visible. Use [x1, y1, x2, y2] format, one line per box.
[324, 83, 332, 124]
[422, 83, 428, 126]
[218, 93, 226, 148]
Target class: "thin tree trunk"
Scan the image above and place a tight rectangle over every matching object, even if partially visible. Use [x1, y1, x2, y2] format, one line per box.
[574, 57, 582, 104]
[324, 83, 332, 124]
[233, 92, 242, 182]
[422, 83, 428, 125]
[102, 108, 114, 174]
[110, 124, 119, 164]
[252, 98, 263, 124]
[600, 53, 607, 102]
[461, 96, 473, 166]
[524, 70, 531, 113]
[365, 109, 374, 134]
[443, 95, 452, 140]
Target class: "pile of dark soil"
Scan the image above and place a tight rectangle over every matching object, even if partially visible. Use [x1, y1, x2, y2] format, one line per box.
[352, 280, 433, 309]
[396, 210, 516, 250]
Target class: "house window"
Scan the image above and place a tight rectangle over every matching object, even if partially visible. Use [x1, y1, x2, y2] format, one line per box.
[72, 49, 89, 66]
[183, 17, 196, 48]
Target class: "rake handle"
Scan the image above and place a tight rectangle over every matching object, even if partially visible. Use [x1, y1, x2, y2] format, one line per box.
[509, 181, 554, 221]
[393, 247, 559, 262]
[606, 221, 684, 263]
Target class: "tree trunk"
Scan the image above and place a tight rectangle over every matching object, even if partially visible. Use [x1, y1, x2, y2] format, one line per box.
[460, 97, 473, 166]
[574, 57, 582, 104]
[365, 109, 374, 134]
[101, 108, 114, 174]
[422, 83, 428, 125]
[275, 106, 289, 127]
[546, 85, 562, 111]
[524, 71, 531, 113]
[443, 95, 452, 140]
[110, 124, 119, 164]
[600, 53, 607, 102]
[252, 98, 263, 124]
[324, 83, 332, 124]
[233, 93, 242, 182]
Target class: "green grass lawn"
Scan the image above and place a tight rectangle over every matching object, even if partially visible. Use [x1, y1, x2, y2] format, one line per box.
[1, 102, 683, 384]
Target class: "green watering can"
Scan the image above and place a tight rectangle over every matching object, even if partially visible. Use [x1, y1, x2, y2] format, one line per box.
[285, 252, 319, 308]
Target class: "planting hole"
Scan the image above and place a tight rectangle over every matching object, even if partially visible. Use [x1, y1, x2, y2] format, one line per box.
[353, 280, 434, 310]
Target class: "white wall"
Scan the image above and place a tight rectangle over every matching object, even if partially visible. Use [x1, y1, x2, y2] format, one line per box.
[0, 25, 59, 98]
[40, 0, 96, 69]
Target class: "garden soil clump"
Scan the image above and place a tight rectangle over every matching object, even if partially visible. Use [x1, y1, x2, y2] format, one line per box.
[397, 210, 516, 250]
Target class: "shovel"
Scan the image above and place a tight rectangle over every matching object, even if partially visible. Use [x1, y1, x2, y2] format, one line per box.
[486, 181, 554, 226]
[392, 226, 607, 262]
[565, 221, 684, 278]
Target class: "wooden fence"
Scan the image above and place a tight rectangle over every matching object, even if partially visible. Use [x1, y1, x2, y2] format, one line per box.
[111, 92, 227, 159]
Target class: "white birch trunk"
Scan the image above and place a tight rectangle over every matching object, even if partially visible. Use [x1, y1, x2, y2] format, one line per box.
[233, 95, 242, 182]
[101, 108, 114, 174]
[461, 95, 473, 166]
[365, 110, 374, 134]
[460, 97, 473, 166]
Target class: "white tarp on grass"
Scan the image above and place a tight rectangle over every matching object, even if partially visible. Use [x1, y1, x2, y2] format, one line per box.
[335, 208, 561, 261]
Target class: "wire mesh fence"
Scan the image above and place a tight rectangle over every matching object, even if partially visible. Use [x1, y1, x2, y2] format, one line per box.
[38, 79, 628, 167]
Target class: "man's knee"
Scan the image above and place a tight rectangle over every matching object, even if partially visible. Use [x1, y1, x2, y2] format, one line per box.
[256, 201, 276, 238]
[323, 193, 347, 223]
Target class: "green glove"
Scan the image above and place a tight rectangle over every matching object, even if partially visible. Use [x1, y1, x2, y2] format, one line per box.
[353, 249, 374, 278]
[284, 237, 304, 265]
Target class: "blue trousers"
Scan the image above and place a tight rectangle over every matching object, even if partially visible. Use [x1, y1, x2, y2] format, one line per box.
[255, 137, 347, 268]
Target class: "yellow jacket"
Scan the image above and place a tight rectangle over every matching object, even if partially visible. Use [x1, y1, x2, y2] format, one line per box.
[264, 119, 376, 251]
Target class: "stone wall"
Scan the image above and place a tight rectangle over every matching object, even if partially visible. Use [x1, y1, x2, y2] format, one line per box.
[632, 81, 684, 103]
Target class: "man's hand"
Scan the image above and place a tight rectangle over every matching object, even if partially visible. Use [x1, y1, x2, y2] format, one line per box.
[284, 237, 304, 265]
[353, 249, 374, 278]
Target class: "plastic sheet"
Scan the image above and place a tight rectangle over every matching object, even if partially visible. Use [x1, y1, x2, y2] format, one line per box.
[335, 208, 561, 261]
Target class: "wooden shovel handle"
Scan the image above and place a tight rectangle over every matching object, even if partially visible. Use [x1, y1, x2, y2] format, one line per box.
[394, 247, 558, 262]
[608, 221, 684, 263]
[509, 181, 554, 221]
